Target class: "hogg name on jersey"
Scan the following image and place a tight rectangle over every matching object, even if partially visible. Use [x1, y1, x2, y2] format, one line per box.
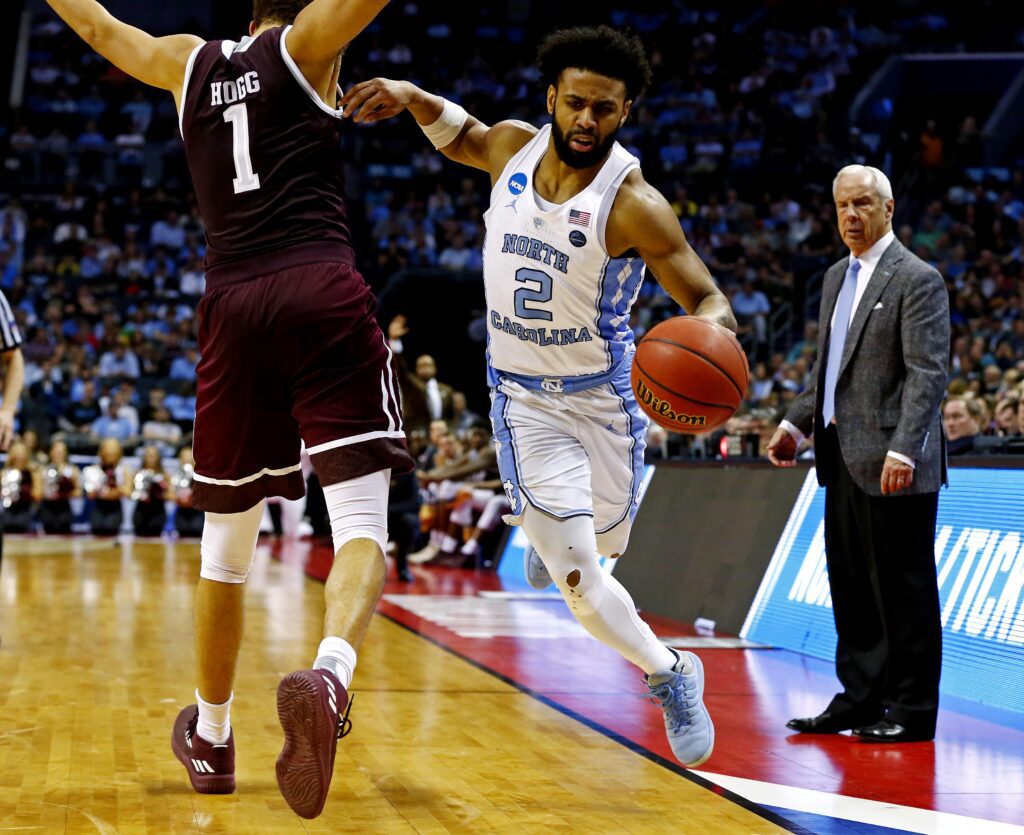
[490, 310, 592, 346]
[210, 71, 261, 106]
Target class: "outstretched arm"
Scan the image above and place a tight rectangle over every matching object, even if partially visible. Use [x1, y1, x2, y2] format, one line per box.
[606, 174, 737, 333]
[340, 78, 534, 176]
[287, 0, 390, 89]
[46, 0, 201, 102]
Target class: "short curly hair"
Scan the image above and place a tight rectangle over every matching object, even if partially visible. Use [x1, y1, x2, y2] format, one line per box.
[537, 25, 653, 101]
[252, 0, 312, 26]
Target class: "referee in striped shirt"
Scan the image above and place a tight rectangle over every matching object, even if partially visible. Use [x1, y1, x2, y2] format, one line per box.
[0, 288, 25, 587]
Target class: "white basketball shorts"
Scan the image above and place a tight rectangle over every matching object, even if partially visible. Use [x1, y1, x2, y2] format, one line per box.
[488, 362, 648, 557]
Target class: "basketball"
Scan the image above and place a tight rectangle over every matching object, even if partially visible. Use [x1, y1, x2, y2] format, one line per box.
[631, 317, 749, 433]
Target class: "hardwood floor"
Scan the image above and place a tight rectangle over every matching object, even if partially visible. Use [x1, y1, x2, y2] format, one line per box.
[0, 537, 783, 833]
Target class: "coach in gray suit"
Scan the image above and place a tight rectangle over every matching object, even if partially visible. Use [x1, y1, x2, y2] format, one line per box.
[768, 164, 950, 743]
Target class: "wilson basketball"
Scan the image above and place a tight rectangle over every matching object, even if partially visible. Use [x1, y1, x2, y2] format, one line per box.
[631, 317, 749, 433]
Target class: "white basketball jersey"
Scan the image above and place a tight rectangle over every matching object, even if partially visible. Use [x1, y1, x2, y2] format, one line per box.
[483, 124, 646, 381]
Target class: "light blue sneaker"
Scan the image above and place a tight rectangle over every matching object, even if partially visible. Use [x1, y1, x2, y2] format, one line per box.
[523, 544, 552, 590]
[645, 650, 714, 767]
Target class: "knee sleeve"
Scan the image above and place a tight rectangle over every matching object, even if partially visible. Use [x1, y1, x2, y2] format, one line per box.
[596, 517, 633, 560]
[199, 500, 265, 584]
[522, 506, 606, 616]
[323, 469, 390, 555]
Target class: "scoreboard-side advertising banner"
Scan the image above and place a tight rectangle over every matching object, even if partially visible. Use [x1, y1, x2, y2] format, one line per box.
[741, 467, 1024, 714]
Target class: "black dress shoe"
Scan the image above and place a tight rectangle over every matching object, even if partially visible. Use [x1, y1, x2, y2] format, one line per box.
[853, 719, 934, 743]
[786, 710, 871, 734]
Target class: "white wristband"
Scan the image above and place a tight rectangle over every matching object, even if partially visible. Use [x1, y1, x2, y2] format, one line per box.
[420, 98, 468, 149]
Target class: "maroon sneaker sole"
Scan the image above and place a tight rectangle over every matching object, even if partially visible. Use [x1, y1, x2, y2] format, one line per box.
[275, 670, 345, 819]
[170, 707, 235, 795]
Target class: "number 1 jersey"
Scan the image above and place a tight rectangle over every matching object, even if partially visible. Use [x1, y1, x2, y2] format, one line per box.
[179, 26, 353, 274]
[482, 124, 646, 382]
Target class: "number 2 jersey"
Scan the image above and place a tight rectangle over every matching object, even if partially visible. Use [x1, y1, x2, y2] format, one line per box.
[178, 26, 354, 277]
[483, 124, 646, 383]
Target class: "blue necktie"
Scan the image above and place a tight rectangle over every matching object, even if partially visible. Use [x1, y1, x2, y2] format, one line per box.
[822, 258, 861, 425]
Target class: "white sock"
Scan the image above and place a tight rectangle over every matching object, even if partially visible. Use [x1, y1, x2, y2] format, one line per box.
[313, 636, 357, 690]
[196, 689, 232, 744]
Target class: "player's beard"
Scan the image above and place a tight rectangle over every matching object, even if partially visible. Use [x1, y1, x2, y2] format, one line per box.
[551, 119, 618, 170]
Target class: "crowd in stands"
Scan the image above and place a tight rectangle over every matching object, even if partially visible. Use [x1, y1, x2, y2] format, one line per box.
[1, 3, 1023, 562]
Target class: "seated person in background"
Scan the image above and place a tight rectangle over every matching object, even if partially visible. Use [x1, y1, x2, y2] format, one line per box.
[413, 425, 500, 565]
[170, 445, 203, 538]
[141, 406, 182, 457]
[387, 470, 421, 582]
[83, 438, 127, 535]
[40, 439, 81, 534]
[450, 391, 483, 434]
[444, 425, 503, 564]
[130, 445, 168, 536]
[58, 379, 102, 448]
[943, 396, 981, 455]
[91, 396, 136, 447]
[417, 418, 450, 471]
[21, 429, 49, 467]
[409, 431, 463, 563]
[994, 395, 1019, 437]
[2, 440, 40, 533]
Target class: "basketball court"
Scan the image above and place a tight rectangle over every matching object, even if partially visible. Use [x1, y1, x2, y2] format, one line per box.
[1, 535, 1021, 833]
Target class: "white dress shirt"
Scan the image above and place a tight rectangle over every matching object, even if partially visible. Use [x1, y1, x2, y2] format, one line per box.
[425, 378, 443, 421]
[782, 229, 915, 469]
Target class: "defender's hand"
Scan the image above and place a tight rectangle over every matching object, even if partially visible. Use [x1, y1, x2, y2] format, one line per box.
[767, 426, 798, 467]
[341, 78, 416, 123]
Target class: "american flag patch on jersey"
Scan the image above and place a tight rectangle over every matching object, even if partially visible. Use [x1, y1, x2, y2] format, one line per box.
[568, 209, 591, 227]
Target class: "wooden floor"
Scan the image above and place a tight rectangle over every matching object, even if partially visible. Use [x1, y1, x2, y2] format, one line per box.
[0, 537, 782, 834]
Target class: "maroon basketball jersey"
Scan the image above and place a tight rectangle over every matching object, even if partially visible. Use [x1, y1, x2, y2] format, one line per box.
[180, 26, 353, 275]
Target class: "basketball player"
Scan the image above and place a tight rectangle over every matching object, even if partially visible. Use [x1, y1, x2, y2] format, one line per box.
[343, 26, 736, 767]
[46, 0, 412, 818]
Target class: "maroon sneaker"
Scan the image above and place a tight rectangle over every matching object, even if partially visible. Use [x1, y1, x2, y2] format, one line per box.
[170, 705, 235, 794]
[275, 669, 353, 819]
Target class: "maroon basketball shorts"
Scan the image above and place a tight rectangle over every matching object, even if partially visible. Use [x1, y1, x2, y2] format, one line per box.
[191, 260, 414, 514]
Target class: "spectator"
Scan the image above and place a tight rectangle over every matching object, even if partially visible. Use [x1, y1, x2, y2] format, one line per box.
[388, 316, 454, 433]
[387, 471, 420, 582]
[83, 437, 126, 535]
[438, 234, 474, 271]
[142, 406, 182, 456]
[91, 397, 136, 445]
[130, 445, 168, 536]
[39, 438, 80, 533]
[170, 445, 203, 537]
[1, 441, 40, 532]
[731, 279, 771, 350]
[98, 338, 141, 381]
[169, 345, 199, 383]
[943, 396, 981, 455]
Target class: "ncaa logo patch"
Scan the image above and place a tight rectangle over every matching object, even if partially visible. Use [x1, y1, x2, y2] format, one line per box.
[508, 173, 528, 195]
[569, 229, 587, 247]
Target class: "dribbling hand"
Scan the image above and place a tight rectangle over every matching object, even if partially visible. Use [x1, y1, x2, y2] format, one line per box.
[340, 78, 415, 124]
[767, 426, 798, 467]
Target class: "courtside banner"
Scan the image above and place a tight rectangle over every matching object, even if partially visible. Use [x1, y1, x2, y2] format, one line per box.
[741, 467, 1024, 714]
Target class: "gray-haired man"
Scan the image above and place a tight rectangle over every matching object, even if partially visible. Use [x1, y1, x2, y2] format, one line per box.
[768, 164, 950, 743]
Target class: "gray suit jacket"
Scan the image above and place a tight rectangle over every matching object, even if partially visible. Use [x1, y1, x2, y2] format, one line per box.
[785, 239, 950, 496]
